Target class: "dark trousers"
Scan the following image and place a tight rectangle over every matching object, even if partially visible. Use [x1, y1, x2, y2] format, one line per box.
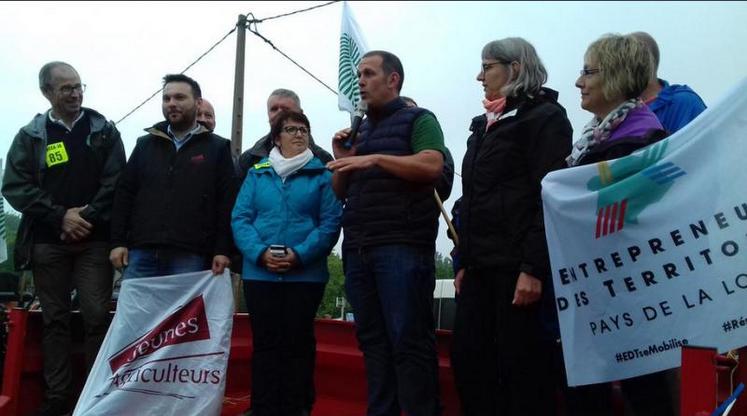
[32, 242, 112, 401]
[343, 245, 441, 416]
[451, 268, 554, 416]
[244, 280, 325, 416]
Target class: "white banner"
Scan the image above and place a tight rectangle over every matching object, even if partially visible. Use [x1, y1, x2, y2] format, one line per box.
[74, 270, 234, 415]
[338, 1, 368, 114]
[542, 78, 747, 386]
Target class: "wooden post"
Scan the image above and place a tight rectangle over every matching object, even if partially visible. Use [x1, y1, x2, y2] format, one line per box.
[230, 14, 247, 164]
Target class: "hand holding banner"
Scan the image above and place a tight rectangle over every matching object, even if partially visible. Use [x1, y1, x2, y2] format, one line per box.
[543, 78, 747, 386]
[74, 270, 234, 415]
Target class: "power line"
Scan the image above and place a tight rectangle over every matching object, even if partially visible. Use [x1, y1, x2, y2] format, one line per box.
[247, 26, 339, 96]
[247, 0, 340, 23]
[116, 26, 237, 124]
[116, 1, 341, 124]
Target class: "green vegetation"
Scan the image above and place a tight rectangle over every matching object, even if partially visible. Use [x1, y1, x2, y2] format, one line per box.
[316, 250, 454, 318]
[0, 212, 20, 274]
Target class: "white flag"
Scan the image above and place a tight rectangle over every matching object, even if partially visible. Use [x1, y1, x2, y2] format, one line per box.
[0, 158, 8, 264]
[542, 78, 747, 386]
[338, 1, 368, 113]
[73, 270, 234, 415]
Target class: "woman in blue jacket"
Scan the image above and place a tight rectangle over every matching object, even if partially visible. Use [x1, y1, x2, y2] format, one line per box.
[232, 111, 342, 416]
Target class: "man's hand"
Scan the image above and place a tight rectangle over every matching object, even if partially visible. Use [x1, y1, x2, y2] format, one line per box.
[512, 272, 542, 306]
[326, 154, 378, 173]
[331, 128, 355, 160]
[62, 206, 93, 241]
[454, 268, 465, 295]
[212, 255, 231, 275]
[110, 247, 129, 270]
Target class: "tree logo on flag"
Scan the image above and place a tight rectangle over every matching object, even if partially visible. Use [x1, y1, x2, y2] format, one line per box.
[339, 32, 362, 107]
[587, 141, 687, 238]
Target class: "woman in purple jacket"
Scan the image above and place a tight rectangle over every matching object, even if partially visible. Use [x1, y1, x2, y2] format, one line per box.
[567, 34, 667, 167]
[563, 33, 673, 416]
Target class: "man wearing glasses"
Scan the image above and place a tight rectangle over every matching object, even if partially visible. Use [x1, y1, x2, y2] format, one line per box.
[2, 61, 126, 416]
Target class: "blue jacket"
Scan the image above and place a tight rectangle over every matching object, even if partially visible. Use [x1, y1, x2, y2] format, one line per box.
[231, 156, 342, 283]
[648, 79, 706, 134]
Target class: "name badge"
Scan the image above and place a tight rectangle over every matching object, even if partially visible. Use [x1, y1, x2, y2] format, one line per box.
[46, 142, 69, 167]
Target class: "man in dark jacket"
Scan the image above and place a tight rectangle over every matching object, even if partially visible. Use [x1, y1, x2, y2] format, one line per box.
[110, 74, 235, 278]
[237, 88, 332, 180]
[327, 50, 446, 416]
[2, 61, 126, 416]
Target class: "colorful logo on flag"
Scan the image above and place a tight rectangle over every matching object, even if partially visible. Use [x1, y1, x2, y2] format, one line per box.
[588, 141, 686, 238]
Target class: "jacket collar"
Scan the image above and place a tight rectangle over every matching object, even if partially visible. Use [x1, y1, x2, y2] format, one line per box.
[470, 87, 561, 133]
[248, 133, 272, 157]
[366, 97, 407, 123]
[144, 120, 210, 141]
[22, 107, 109, 140]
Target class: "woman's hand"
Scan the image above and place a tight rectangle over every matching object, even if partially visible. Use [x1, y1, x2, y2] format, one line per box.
[512, 272, 542, 306]
[261, 248, 298, 273]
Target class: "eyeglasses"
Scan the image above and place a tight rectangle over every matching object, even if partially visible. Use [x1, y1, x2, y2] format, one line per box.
[481, 61, 508, 73]
[579, 68, 601, 77]
[282, 125, 309, 136]
[58, 84, 86, 95]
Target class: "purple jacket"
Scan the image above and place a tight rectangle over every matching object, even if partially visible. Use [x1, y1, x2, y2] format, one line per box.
[608, 105, 663, 142]
[578, 106, 667, 166]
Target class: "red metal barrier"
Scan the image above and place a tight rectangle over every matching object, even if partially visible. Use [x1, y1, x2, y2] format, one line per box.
[0, 308, 28, 415]
[680, 345, 743, 416]
[0, 308, 460, 416]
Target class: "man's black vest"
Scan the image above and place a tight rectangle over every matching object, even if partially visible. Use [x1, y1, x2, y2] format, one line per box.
[342, 98, 440, 250]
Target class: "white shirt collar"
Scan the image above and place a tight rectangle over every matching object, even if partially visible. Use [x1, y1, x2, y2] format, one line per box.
[167, 123, 200, 141]
[48, 109, 85, 131]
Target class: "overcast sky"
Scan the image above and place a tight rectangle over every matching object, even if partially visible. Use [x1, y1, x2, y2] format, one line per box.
[1, 1, 745, 256]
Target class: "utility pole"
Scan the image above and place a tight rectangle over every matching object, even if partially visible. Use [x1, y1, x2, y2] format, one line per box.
[230, 14, 247, 164]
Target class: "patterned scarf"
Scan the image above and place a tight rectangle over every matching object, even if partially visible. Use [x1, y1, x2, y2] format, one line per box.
[483, 96, 507, 131]
[566, 98, 643, 167]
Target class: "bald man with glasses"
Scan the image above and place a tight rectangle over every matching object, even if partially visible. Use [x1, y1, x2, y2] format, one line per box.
[2, 61, 126, 416]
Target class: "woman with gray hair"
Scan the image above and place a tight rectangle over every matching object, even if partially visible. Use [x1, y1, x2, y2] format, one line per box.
[564, 33, 672, 416]
[452, 37, 572, 415]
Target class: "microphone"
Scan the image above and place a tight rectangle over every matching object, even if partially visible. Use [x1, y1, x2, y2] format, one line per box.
[343, 100, 367, 149]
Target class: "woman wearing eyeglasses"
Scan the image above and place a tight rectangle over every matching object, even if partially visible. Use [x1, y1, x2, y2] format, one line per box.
[564, 34, 672, 416]
[231, 111, 342, 416]
[567, 33, 668, 168]
[451, 37, 572, 415]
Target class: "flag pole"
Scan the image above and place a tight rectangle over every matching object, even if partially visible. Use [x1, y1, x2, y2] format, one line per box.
[433, 189, 458, 247]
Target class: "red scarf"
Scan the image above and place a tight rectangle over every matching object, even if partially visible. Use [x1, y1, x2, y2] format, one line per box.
[483, 97, 507, 131]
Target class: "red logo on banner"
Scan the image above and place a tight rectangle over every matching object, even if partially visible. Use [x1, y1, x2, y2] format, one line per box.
[108, 295, 211, 372]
